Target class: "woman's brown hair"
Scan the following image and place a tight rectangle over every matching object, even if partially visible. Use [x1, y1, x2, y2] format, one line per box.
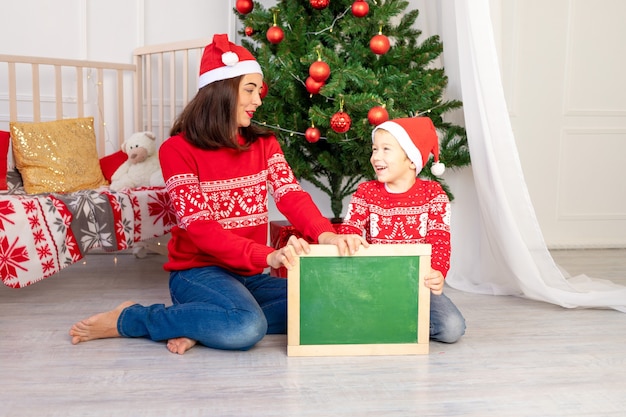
[170, 75, 272, 150]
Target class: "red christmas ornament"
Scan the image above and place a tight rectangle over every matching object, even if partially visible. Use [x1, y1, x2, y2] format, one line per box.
[309, 60, 330, 83]
[305, 127, 321, 143]
[367, 106, 389, 125]
[266, 26, 284, 44]
[351, 1, 369, 18]
[236, 0, 254, 14]
[260, 81, 269, 99]
[244, 26, 254, 37]
[310, 0, 330, 10]
[330, 111, 352, 133]
[370, 33, 390, 55]
[305, 77, 325, 95]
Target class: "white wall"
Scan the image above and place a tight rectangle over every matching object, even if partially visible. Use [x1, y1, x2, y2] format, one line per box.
[1, 0, 236, 61]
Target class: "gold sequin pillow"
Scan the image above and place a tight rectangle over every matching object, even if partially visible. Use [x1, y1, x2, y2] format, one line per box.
[10, 117, 107, 194]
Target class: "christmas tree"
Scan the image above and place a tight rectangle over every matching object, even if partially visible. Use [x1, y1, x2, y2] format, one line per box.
[235, 0, 470, 219]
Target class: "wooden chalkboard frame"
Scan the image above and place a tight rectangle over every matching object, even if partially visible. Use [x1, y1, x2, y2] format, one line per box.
[287, 244, 431, 357]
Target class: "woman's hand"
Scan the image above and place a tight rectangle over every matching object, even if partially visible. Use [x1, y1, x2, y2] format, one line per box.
[424, 268, 444, 295]
[318, 232, 369, 256]
[266, 235, 311, 270]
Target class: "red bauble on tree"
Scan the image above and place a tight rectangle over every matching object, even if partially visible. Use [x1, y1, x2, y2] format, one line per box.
[367, 105, 389, 125]
[236, 0, 254, 14]
[305, 126, 321, 143]
[330, 112, 352, 133]
[267, 26, 284, 44]
[266, 9, 284, 44]
[244, 26, 254, 37]
[351, 1, 369, 18]
[260, 81, 269, 99]
[370, 33, 390, 55]
[305, 77, 325, 95]
[309, 60, 330, 83]
[310, 0, 330, 10]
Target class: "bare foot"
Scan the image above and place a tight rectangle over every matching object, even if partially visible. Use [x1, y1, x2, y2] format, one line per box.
[167, 337, 197, 355]
[69, 301, 136, 345]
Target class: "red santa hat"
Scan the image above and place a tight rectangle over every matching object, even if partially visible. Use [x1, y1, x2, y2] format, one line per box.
[198, 34, 263, 89]
[373, 117, 445, 176]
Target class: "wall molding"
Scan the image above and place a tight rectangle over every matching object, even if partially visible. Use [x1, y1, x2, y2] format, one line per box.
[79, 0, 88, 59]
[563, 0, 626, 115]
[547, 242, 626, 250]
[563, 110, 626, 117]
[136, 0, 145, 47]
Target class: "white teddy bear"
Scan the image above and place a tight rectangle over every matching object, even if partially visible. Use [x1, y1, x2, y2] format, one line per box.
[109, 131, 165, 191]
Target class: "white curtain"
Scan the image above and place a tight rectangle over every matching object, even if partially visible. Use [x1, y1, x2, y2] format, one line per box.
[424, 0, 626, 312]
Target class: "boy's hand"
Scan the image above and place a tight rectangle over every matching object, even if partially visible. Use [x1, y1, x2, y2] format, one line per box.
[318, 232, 369, 256]
[424, 269, 444, 295]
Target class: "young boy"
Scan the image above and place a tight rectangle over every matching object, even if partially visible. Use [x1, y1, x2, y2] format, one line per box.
[338, 117, 465, 343]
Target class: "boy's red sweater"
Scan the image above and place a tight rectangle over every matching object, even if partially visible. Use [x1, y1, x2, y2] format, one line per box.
[338, 179, 452, 277]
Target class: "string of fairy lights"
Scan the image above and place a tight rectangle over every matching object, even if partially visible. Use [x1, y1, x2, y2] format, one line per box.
[85, 69, 115, 152]
[253, 103, 442, 143]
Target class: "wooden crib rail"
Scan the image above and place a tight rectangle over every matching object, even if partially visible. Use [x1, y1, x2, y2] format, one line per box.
[133, 38, 210, 144]
[0, 54, 136, 156]
[1, 38, 211, 157]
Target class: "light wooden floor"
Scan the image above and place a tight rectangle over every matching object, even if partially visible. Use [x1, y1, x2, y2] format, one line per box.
[1, 249, 625, 417]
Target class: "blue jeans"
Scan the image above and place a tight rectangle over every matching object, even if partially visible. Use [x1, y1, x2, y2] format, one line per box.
[117, 266, 287, 350]
[116, 266, 464, 349]
[430, 292, 466, 343]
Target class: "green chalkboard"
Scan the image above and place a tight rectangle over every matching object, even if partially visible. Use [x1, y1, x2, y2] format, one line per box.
[299, 255, 420, 345]
[287, 244, 431, 356]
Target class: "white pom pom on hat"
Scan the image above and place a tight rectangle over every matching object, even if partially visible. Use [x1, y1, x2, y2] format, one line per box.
[198, 34, 263, 89]
[430, 160, 445, 176]
[221, 51, 239, 66]
[373, 116, 445, 177]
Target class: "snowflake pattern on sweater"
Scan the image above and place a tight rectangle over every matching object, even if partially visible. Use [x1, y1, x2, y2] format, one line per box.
[338, 179, 452, 277]
[168, 171, 270, 230]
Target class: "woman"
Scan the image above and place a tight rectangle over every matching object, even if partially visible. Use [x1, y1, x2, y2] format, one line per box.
[69, 34, 366, 354]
